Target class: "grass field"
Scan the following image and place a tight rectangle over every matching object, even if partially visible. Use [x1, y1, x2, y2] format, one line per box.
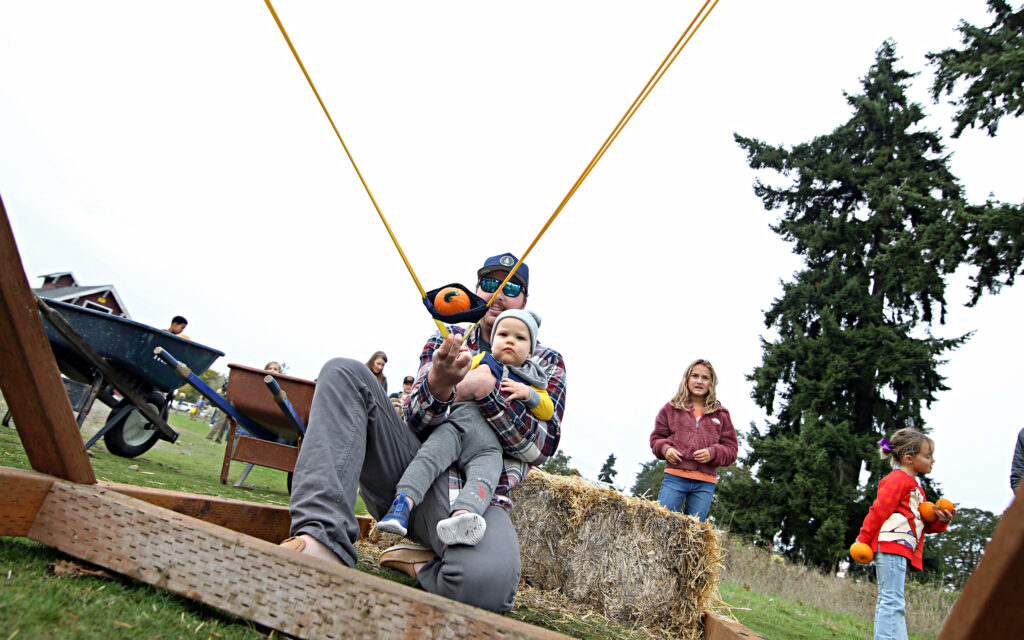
[1, 394, 957, 639]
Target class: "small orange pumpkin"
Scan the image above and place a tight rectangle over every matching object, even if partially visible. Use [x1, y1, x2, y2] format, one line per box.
[850, 541, 874, 565]
[936, 498, 955, 516]
[434, 287, 470, 315]
[919, 501, 937, 524]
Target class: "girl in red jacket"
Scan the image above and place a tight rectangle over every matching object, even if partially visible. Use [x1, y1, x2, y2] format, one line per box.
[649, 359, 738, 522]
[856, 428, 952, 640]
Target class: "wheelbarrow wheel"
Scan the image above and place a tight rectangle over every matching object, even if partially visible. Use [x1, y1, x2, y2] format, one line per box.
[103, 391, 168, 458]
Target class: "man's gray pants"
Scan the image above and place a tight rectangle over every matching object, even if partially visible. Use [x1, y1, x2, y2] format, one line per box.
[288, 357, 521, 613]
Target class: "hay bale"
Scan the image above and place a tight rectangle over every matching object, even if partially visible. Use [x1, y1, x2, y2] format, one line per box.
[509, 469, 723, 639]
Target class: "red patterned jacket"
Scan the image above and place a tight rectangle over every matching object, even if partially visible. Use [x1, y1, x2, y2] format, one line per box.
[857, 469, 948, 571]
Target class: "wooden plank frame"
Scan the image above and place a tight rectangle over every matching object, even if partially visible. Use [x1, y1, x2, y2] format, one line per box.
[703, 612, 767, 640]
[937, 484, 1024, 639]
[0, 194, 95, 483]
[18, 472, 571, 640]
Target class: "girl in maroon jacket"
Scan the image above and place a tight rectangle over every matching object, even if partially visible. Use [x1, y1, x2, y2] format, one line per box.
[649, 359, 738, 522]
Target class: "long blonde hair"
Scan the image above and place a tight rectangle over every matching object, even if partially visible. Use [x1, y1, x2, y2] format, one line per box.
[669, 359, 719, 413]
[879, 428, 933, 466]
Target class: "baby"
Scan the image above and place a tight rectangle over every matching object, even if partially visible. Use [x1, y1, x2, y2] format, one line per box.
[377, 309, 551, 545]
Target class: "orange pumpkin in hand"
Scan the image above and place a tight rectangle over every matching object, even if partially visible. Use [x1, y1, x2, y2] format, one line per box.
[936, 498, 955, 516]
[919, 501, 937, 524]
[434, 287, 470, 315]
[850, 541, 874, 565]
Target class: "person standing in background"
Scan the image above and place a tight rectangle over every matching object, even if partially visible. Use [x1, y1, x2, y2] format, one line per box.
[390, 375, 415, 418]
[365, 351, 388, 393]
[166, 315, 190, 340]
[649, 359, 738, 522]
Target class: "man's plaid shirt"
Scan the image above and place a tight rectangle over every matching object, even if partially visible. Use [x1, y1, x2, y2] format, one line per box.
[402, 323, 566, 511]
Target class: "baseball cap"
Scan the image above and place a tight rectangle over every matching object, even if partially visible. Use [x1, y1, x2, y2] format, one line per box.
[477, 252, 529, 292]
[403, 376, 414, 384]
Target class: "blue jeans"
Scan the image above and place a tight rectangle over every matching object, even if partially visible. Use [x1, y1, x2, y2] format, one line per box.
[657, 473, 716, 522]
[874, 551, 908, 640]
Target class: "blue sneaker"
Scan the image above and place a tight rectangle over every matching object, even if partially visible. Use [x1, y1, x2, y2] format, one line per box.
[376, 493, 411, 537]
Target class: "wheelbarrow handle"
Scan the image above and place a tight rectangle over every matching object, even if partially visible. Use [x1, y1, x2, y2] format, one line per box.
[264, 375, 307, 435]
[153, 347, 276, 441]
[37, 296, 177, 442]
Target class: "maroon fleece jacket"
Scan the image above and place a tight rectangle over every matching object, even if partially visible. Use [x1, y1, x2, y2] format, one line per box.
[649, 403, 738, 477]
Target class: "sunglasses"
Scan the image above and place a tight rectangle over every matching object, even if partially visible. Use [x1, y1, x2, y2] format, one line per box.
[479, 277, 524, 298]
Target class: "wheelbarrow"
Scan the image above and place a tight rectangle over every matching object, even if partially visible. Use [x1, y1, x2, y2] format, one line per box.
[30, 297, 224, 458]
[153, 351, 311, 492]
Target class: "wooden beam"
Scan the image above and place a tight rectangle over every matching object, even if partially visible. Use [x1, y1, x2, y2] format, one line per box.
[0, 467, 55, 536]
[98, 480, 293, 543]
[937, 486, 1024, 639]
[27, 478, 571, 640]
[703, 611, 767, 640]
[98, 479, 372, 543]
[0, 195, 95, 483]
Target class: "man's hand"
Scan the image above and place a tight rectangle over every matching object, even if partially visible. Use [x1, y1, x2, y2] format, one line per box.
[455, 365, 496, 402]
[665, 447, 683, 464]
[693, 448, 711, 464]
[500, 378, 530, 401]
[427, 333, 472, 400]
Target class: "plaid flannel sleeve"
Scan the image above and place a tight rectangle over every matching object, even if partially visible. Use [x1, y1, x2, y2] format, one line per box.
[475, 342, 565, 466]
[403, 327, 461, 436]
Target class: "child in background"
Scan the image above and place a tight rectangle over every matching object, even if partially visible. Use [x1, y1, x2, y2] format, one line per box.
[377, 309, 552, 546]
[856, 428, 952, 640]
[649, 359, 738, 522]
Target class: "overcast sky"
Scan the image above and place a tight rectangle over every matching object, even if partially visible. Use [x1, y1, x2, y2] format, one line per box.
[2, 1, 1021, 515]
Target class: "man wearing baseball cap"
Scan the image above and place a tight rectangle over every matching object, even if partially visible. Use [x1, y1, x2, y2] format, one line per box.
[284, 252, 566, 614]
[474, 252, 529, 334]
[389, 376, 416, 418]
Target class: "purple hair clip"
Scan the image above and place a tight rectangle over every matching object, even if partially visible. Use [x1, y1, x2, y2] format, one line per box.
[878, 438, 892, 453]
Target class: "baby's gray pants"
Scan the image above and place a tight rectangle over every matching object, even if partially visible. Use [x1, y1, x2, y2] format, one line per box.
[396, 402, 500, 517]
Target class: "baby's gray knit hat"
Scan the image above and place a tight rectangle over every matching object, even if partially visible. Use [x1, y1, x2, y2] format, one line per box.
[492, 309, 542, 354]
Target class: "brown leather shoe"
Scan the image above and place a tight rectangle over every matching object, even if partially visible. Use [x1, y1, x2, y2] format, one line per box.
[280, 536, 306, 552]
[379, 543, 436, 579]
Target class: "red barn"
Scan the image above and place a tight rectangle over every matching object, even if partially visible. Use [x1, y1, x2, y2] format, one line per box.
[33, 271, 131, 318]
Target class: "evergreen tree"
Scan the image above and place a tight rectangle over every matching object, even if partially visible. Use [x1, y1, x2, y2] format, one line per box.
[928, 1, 1024, 303]
[726, 41, 1018, 570]
[630, 459, 666, 500]
[928, 0, 1024, 137]
[598, 454, 618, 485]
[540, 450, 580, 477]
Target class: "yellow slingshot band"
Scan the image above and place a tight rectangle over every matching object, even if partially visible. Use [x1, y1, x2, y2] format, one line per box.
[264, 0, 720, 339]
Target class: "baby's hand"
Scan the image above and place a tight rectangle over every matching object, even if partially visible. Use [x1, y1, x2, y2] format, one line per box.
[500, 378, 531, 401]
